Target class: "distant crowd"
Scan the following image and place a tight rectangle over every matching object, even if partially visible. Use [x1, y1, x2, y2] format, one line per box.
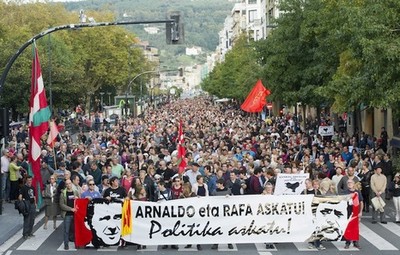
[1, 97, 399, 250]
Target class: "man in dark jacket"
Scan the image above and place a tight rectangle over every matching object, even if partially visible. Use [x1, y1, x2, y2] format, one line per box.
[248, 167, 265, 194]
[225, 172, 241, 195]
[18, 176, 36, 240]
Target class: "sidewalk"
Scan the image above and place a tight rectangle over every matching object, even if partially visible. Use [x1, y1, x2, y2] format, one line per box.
[0, 201, 23, 246]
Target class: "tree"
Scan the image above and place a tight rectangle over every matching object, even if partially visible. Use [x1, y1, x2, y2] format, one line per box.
[201, 35, 262, 101]
[259, 0, 336, 115]
[317, 0, 400, 112]
[0, 2, 149, 119]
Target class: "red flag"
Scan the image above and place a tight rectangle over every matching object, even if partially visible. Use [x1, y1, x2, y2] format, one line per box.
[344, 192, 360, 241]
[177, 120, 187, 174]
[47, 120, 59, 148]
[74, 199, 93, 247]
[241, 79, 271, 113]
[29, 45, 51, 194]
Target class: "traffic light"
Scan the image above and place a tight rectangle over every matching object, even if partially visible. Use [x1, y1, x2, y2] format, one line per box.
[166, 11, 184, 45]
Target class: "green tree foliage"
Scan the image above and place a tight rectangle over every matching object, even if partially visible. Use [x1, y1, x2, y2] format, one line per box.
[206, 0, 400, 115]
[263, 0, 400, 113]
[0, 2, 149, 118]
[259, 0, 334, 109]
[316, 0, 400, 112]
[201, 35, 262, 100]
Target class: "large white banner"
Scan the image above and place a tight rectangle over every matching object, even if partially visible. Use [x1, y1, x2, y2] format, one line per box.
[123, 195, 314, 245]
[274, 174, 309, 195]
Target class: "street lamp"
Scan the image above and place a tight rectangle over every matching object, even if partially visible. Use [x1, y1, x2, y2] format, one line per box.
[99, 92, 104, 112]
[106, 92, 112, 105]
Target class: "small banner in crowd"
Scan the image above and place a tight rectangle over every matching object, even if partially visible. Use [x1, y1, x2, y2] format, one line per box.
[318, 125, 334, 136]
[274, 174, 309, 195]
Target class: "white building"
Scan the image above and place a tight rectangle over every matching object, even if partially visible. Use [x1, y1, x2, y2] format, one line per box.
[266, 0, 283, 35]
[214, 0, 267, 63]
[144, 27, 160, 35]
[186, 46, 202, 56]
[242, 0, 267, 42]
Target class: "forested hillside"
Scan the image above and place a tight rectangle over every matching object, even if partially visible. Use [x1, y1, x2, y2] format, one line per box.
[64, 0, 234, 66]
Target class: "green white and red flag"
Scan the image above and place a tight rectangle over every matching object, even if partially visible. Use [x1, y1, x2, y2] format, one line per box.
[177, 120, 187, 174]
[29, 44, 51, 193]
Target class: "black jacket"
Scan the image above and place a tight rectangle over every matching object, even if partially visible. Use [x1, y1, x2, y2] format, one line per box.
[14, 200, 30, 216]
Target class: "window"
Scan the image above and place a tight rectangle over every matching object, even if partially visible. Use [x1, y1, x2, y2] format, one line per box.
[248, 0, 257, 4]
[248, 10, 257, 23]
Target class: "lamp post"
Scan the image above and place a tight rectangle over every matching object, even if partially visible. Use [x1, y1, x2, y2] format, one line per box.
[107, 92, 112, 105]
[99, 92, 104, 112]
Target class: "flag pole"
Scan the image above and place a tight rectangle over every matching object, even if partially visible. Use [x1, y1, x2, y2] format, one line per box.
[53, 144, 57, 170]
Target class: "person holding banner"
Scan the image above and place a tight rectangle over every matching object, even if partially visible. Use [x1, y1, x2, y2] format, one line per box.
[301, 179, 325, 250]
[170, 176, 183, 199]
[59, 179, 79, 250]
[192, 175, 209, 197]
[211, 179, 233, 250]
[103, 176, 127, 202]
[262, 182, 276, 249]
[302, 179, 321, 196]
[343, 179, 363, 249]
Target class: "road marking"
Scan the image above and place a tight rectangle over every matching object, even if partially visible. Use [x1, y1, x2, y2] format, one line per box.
[178, 245, 197, 251]
[379, 222, 400, 238]
[56, 242, 77, 251]
[137, 245, 157, 251]
[0, 212, 44, 253]
[258, 252, 273, 255]
[293, 242, 318, 251]
[97, 246, 118, 252]
[254, 243, 277, 252]
[360, 223, 398, 250]
[331, 241, 359, 251]
[218, 243, 238, 251]
[5, 251, 12, 255]
[17, 220, 61, 250]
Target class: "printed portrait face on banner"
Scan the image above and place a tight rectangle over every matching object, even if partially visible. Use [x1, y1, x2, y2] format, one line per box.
[314, 201, 348, 241]
[87, 199, 122, 246]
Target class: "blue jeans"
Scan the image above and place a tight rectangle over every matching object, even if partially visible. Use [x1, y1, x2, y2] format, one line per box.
[63, 215, 74, 247]
[1, 172, 10, 201]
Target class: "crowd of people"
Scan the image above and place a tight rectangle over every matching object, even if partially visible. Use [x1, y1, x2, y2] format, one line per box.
[1, 96, 399, 251]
